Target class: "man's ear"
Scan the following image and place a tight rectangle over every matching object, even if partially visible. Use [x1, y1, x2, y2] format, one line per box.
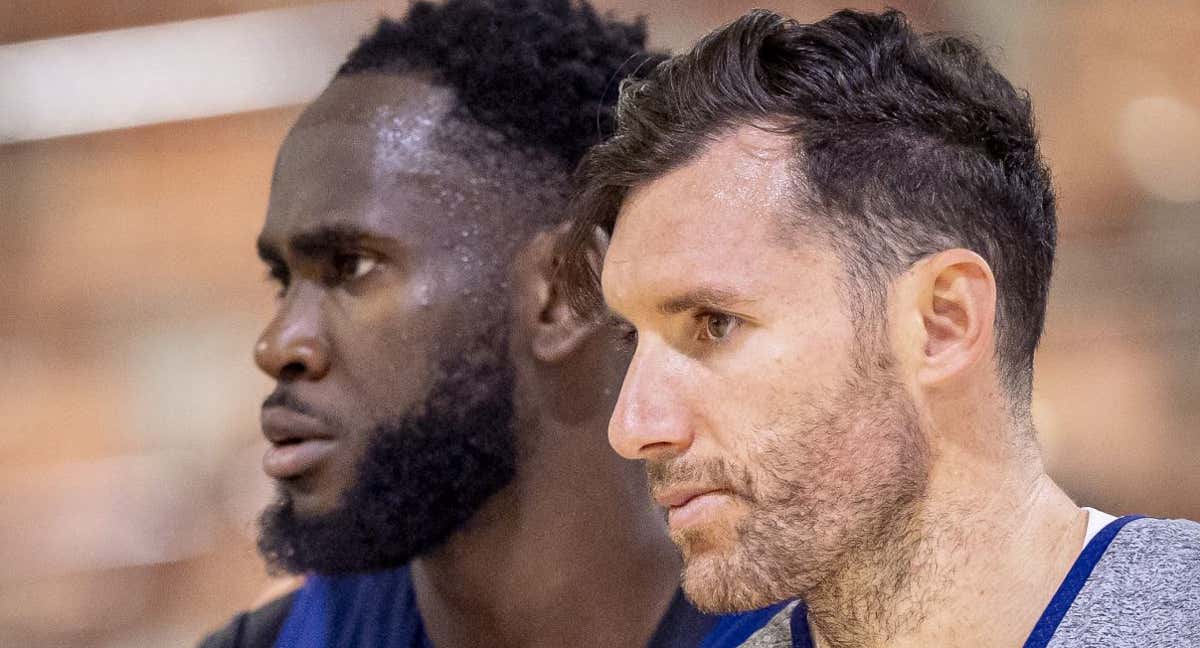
[520, 222, 609, 364]
[894, 248, 997, 388]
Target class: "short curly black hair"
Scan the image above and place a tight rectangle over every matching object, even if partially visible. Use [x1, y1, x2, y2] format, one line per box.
[338, 0, 660, 168]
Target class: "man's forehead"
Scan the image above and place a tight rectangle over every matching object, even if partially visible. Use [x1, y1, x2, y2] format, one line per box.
[297, 72, 456, 132]
[614, 126, 794, 237]
[282, 76, 478, 184]
[602, 126, 803, 301]
[597, 123, 835, 319]
[264, 72, 565, 265]
[266, 75, 500, 241]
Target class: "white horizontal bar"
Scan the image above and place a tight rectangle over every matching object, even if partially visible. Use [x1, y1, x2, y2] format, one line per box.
[0, 1, 382, 143]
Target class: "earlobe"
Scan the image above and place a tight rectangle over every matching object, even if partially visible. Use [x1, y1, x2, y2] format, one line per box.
[914, 249, 996, 387]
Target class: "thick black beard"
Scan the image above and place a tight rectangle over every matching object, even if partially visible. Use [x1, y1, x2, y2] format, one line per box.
[257, 335, 518, 574]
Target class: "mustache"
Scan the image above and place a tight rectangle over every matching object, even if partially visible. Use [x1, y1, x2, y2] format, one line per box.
[262, 388, 327, 423]
[646, 457, 755, 502]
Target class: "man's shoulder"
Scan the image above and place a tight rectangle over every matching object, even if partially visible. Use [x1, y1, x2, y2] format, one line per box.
[197, 592, 298, 648]
[1119, 516, 1200, 545]
[1101, 517, 1200, 585]
[1049, 517, 1200, 647]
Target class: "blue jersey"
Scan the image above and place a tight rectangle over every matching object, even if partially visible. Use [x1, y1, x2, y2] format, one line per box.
[274, 566, 785, 648]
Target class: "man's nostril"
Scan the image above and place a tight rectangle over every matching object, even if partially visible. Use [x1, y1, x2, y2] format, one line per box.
[279, 361, 307, 381]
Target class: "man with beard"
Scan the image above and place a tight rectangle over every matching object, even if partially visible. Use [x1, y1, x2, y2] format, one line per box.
[560, 8, 1200, 648]
[198, 1, 784, 647]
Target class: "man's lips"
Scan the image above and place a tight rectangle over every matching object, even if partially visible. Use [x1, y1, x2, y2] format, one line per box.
[261, 406, 337, 480]
[654, 486, 728, 509]
[654, 486, 739, 531]
[261, 406, 334, 444]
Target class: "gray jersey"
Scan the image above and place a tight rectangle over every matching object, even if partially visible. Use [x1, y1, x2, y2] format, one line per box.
[1042, 517, 1200, 647]
[738, 517, 1200, 648]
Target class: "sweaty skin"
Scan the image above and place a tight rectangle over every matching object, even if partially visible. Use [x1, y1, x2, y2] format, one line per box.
[255, 73, 682, 648]
[257, 76, 485, 515]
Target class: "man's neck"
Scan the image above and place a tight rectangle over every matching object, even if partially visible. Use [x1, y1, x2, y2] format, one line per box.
[807, 444, 1087, 648]
[410, 420, 681, 648]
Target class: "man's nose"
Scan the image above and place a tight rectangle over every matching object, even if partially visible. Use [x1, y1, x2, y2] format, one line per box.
[254, 286, 331, 382]
[608, 343, 695, 461]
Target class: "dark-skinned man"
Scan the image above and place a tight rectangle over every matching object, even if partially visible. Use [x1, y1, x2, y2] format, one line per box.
[199, 1, 783, 647]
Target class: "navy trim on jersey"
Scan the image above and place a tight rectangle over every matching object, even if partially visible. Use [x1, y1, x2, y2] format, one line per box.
[1022, 515, 1144, 648]
[699, 600, 791, 648]
[789, 601, 813, 648]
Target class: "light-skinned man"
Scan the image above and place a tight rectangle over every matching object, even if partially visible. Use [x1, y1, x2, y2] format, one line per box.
[562, 8, 1199, 648]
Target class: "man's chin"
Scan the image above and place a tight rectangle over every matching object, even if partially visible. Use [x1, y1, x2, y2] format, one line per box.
[255, 470, 502, 576]
[275, 481, 342, 520]
[676, 523, 799, 614]
[256, 491, 417, 575]
[680, 550, 784, 614]
[671, 506, 744, 560]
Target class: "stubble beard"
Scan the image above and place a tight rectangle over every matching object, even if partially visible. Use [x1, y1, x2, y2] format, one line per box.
[665, 349, 932, 616]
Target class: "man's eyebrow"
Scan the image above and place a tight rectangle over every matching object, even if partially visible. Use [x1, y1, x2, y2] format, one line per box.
[657, 287, 747, 316]
[256, 224, 376, 265]
[289, 223, 373, 257]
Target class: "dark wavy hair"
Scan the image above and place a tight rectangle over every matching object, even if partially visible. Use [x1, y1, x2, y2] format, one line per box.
[338, 0, 661, 167]
[561, 9, 1057, 404]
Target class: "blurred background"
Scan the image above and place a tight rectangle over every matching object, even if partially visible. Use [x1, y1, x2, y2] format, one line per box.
[1, 0, 1197, 645]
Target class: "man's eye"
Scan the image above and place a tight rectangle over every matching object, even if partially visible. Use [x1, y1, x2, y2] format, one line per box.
[698, 312, 739, 342]
[332, 253, 377, 282]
